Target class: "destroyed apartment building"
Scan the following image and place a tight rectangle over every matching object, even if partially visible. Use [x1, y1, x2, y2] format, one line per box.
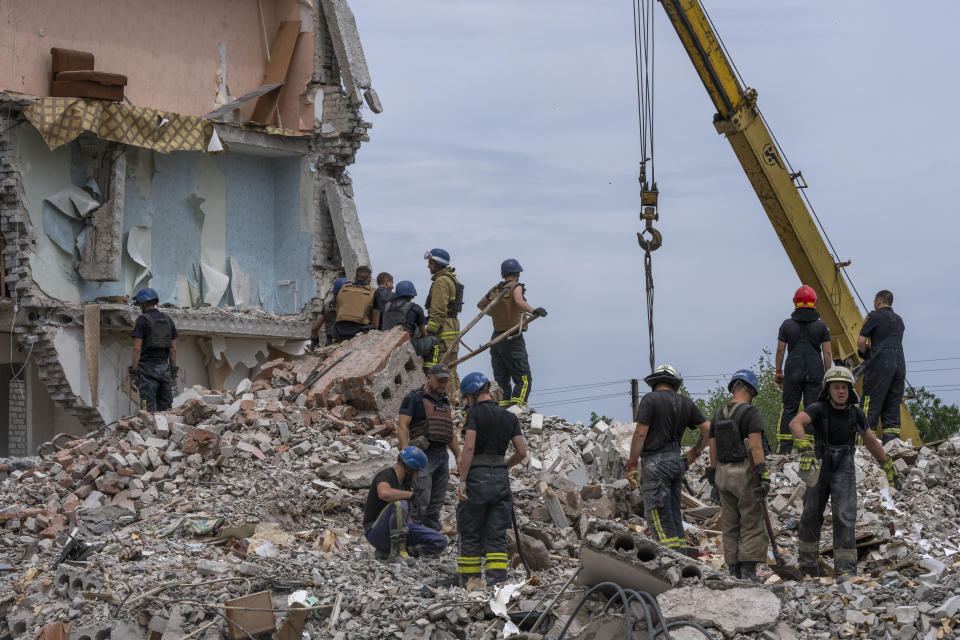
[0, 0, 383, 456]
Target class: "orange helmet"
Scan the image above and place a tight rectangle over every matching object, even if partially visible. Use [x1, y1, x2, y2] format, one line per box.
[793, 285, 817, 308]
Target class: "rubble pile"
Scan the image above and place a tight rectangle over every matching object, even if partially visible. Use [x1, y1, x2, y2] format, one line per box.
[0, 365, 958, 639]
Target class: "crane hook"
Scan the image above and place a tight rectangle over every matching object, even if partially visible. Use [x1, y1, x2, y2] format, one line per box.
[637, 187, 662, 252]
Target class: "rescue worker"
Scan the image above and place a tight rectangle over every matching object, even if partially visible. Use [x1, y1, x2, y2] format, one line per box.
[363, 445, 448, 560]
[381, 280, 438, 360]
[789, 366, 902, 576]
[333, 266, 379, 343]
[456, 372, 527, 586]
[373, 272, 394, 330]
[774, 285, 832, 453]
[858, 290, 907, 443]
[129, 288, 178, 412]
[477, 259, 547, 406]
[397, 363, 461, 532]
[310, 277, 349, 349]
[423, 249, 464, 397]
[706, 369, 768, 581]
[626, 365, 711, 553]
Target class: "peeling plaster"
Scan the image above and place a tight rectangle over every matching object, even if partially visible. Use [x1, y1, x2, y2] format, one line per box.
[195, 156, 228, 276]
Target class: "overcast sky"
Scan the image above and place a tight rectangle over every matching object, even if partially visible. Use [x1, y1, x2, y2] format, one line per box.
[347, 1, 960, 423]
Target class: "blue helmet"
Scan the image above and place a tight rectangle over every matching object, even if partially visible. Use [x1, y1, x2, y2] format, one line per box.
[332, 277, 350, 295]
[133, 288, 159, 305]
[424, 248, 450, 266]
[399, 446, 428, 471]
[500, 258, 523, 278]
[728, 369, 760, 395]
[460, 371, 489, 396]
[395, 280, 417, 298]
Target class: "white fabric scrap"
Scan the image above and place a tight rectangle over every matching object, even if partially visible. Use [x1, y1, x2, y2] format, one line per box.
[489, 582, 522, 619]
[201, 262, 230, 306]
[127, 226, 152, 289]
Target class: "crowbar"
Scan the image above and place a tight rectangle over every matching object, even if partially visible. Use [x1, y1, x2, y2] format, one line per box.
[286, 351, 351, 403]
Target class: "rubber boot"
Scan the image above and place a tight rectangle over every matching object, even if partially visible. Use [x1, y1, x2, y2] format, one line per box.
[310, 336, 320, 349]
[727, 563, 742, 579]
[740, 562, 761, 583]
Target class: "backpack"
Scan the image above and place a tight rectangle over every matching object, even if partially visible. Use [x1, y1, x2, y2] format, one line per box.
[382, 299, 415, 334]
[143, 313, 173, 350]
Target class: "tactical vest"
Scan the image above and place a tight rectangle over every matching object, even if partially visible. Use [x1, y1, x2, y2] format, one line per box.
[714, 402, 751, 464]
[425, 272, 464, 317]
[813, 406, 859, 452]
[335, 282, 375, 324]
[143, 313, 173, 350]
[382, 299, 415, 334]
[323, 301, 337, 338]
[488, 281, 525, 332]
[409, 392, 454, 445]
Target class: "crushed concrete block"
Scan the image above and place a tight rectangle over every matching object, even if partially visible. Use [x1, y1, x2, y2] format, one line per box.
[153, 414, 170, 437]
[236, 378, 252, 394]
[932, 595, 960, 619]
[657, 586, 781, 636]
[319, 454, 393, 489]
[292, 441, 312, 456]
[197, 559, 230, 575]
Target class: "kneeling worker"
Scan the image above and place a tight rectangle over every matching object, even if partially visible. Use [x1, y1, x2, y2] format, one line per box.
[789, 366, 902, 576]
[706, 369, 768, 581]
[456, 372, 527, 586]
[627, 365, 711, 553]
[363, 446, 448, 559]
[381, 280, 438, 362]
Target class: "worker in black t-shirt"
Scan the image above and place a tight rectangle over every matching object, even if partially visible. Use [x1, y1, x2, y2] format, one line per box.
[788, 366, 901, 576]
[774, 285, 833, 453]
[858, 290, 907, 443]
[455, 372, 527, 587]
[363, 446, 448, 560]
[706, 369, 768, 582]
[129, 288, 178, 412]
[626, 365, 711, 553]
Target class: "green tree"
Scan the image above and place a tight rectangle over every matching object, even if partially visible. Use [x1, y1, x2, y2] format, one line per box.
[907, 387, 960, 442]
[588, 411, 614, 428]
[684, 349, 783, 448]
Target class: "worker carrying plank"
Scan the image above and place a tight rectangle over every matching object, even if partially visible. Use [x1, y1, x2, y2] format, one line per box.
[704, 369, 768, 582]
[789, 366, 902, 577]
[477, 259, 547, 406]
[456, 372, 528, 587]
[774, 285, 833, 453]
[626, 365, 711, 553]
[422, 248, 464, 397]
[858, 290, 907, 444]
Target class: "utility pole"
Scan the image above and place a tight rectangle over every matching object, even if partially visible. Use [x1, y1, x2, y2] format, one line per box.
[630, 378, 640, 422]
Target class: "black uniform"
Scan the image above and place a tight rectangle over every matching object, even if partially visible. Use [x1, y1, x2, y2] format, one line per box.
[381, 297, 438, 359]
[777, 308, 831, 453]
[797, 401, 867, 576]
[860, 307, 906, 443]
[456, 400, 522, 586]
[132, 309, 177, 412]
[635, 390, 705, 551]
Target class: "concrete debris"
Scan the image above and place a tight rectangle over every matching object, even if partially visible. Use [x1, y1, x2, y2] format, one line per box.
[0, 376, 958, 639]
[657, 585, 782, 635]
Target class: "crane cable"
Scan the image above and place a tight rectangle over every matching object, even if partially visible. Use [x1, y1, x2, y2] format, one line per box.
[633, 0, 660, 375]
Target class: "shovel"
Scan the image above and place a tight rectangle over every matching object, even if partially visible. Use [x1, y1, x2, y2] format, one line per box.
[748, 450, 805, 582]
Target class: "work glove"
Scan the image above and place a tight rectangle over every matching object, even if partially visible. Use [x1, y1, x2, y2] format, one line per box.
[858, 349, 870, 360]
[128, 367, 140, 392]
[626, 460, 640, 490]
[681, 450, 695, 472]
[881, 459, 902, 490]
[754, 462, 771, 501]
[709, 484, 721, 506]
[533, 307, 548, 318]
[795, 437, 820, 474]
[774, 370, 784, 388]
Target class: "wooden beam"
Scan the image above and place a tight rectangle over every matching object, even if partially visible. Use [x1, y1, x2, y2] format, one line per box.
[251, 20, 302, 126]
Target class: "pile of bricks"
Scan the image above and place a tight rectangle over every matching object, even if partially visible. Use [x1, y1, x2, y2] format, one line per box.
[0, 329, 425, 539]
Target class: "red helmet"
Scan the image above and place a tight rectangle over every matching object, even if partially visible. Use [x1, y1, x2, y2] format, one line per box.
[794, 285, 817, 308]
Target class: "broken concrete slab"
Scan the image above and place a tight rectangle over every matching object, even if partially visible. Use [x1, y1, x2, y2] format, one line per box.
[321, 177, 370, 279]
[320, 0, 382, 112]
[319, 453, 394, 489]
[657, 586, 781, 636]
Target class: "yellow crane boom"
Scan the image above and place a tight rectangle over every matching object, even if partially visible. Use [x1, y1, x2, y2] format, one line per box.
[656, 0, 919, 443]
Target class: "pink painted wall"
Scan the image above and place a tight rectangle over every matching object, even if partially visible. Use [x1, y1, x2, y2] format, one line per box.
[0, 0, 317, 129]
